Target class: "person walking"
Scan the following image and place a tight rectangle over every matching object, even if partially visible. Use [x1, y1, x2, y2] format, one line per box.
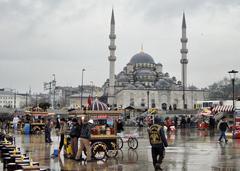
[148, 117, 168, 171]
[13, 116, 19, 132]
[218, 116, 229, 143]
[45, 119, 52, 143]
[75, 118, 93, 162]
[58, 118, 67, 156]
[55, 118, 60, 136]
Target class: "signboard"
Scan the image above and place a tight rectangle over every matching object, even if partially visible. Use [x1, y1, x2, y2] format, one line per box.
[235, 117, 240, 126]
[235, 110, 240, 117]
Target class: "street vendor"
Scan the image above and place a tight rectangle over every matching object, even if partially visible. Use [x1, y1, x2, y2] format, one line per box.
[75, 118, 94, 162]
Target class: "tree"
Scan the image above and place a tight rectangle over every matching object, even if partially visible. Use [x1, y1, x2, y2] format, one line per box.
[38, 102, 51, 111]
[208, 77, 240, 100]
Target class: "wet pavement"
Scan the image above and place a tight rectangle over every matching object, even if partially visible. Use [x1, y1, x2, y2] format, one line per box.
[2, 128, 240, 171]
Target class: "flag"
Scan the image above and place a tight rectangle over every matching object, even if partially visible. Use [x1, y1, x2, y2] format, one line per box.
[87, 95, 93, 108]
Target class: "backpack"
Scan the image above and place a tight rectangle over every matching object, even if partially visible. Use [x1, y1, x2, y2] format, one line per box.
[149, 124, 162, 145]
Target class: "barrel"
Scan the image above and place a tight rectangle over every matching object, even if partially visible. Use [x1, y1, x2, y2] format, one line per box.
[24, 124, 30, 134]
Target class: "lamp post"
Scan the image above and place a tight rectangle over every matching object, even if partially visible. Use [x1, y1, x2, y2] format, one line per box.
[80, 68, 86, 109]
[52, 74, 56, 109]
[228, 70, 238, 109]
[13, 90, 17, 109]
[147, 90, 150, 110]
[90, 81, 94, 97]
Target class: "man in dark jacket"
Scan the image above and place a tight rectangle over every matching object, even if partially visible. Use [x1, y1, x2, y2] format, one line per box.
[70, 118, 80, 158]
[148, 116, 168, 171]
[45, 119, 52, 143]
[75, 118, 93, 162]
[218, 116, 229, 143]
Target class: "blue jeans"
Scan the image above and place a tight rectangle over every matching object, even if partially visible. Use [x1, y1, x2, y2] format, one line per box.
[219, 131, 227, 141]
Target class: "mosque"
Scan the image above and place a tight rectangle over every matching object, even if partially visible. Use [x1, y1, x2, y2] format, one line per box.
[102, 10, 207, 110]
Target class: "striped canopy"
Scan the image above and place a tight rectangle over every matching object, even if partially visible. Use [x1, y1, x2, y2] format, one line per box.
[212, 105, 234, 112]
[91, 99, 108, 111]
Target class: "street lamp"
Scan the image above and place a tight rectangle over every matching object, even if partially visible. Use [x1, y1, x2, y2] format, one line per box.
[52, 74, 56, 109]
[90, 81, 94, 97]
[80, 68, 86, 109]
[147, 90, 150, 110]
[228, 70, 238, 109]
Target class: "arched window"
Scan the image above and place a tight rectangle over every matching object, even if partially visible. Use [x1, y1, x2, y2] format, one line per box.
[173, 104, 177, 110]
[130, 98, 134, 106]
[162, 103, 167, 110]
[151, 99, 155, 108]
[141, 98, 145, 107]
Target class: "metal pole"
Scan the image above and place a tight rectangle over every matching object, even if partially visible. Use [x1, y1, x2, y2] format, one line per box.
[14, 91, 16, 109]
[90, 81, 93, 97]
[147, 90, 150, 110]
[36, 94, 38, 107]
[80, 69, 85, 109]
[232, 78, 235, 108]
[25, 92, 28, 107]
[49, 82, 52, 107]
[53, 74, 56, 109]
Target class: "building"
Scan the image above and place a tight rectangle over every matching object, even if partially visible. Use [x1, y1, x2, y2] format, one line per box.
[53, 86, 103, 108]
[0, 88, 27, 109]
[103, 10, 207, 110]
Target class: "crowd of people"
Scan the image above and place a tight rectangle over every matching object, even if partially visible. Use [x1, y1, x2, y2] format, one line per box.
[0, 113, 232, 171]
[41, 117, 94, 162]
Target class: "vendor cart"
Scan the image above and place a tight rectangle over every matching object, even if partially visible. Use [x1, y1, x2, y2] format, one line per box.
[24, 108, 55, 134]
[69, 110, 122, 160]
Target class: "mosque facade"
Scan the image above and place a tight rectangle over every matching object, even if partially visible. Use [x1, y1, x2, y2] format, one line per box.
[103, 10, 207, 110]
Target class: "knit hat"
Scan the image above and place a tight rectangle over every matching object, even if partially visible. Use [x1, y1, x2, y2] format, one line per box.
[154, 117, 162, 124]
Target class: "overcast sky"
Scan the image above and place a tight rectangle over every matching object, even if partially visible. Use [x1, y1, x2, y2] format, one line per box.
[0, 0, 240, 93]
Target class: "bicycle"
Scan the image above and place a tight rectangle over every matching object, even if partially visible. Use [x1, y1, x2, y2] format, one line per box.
[116, 131, 138, 150]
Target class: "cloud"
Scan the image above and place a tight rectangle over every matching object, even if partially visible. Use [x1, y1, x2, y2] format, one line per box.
[0, 0, 240, 92]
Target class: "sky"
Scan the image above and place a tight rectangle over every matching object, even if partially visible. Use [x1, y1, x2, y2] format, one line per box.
[0, 0, 240, 93]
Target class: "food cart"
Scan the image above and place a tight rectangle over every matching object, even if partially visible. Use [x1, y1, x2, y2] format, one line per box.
[69, 110, 122, 160]
[24, 108, 55, 134]
[196, 108, 212, 129]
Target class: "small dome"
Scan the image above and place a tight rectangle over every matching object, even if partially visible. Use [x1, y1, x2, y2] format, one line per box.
[91, 99, 108, 111]
[155, 79, 171, 89]
[126, 84, 136, 89]
[129, 52, 155, 64]
[135, 69, 156, 77]
[135, 82, 145, 89]
[117, 72, 129, 82]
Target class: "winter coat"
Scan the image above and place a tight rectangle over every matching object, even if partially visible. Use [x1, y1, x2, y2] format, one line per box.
[80, 123, 91, 139]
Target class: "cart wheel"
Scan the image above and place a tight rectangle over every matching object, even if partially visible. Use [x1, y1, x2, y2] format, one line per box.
[106, 142, 118, 158]
[91, 142, 107, 160]
[116, 137, 123, 149]
[128, 137, 138, 150]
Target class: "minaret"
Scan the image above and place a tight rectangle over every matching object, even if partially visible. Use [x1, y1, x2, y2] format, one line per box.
[108, 9, 116, 107]
[180, 12, 188, 109]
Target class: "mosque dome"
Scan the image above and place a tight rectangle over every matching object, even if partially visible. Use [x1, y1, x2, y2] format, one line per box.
[117, 72, 129, 82]
[129, 52, 155, 65]
[135, 69, 156, 77]
[126, 84, 136, 89]
[155, 79, 171, 89]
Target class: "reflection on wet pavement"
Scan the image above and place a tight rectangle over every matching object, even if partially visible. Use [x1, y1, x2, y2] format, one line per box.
[2, 128, 240, 171]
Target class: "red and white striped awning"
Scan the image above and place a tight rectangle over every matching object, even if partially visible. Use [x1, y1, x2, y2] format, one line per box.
[212, 105, 234, 112]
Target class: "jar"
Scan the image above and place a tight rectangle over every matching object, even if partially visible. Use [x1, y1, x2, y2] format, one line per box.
[106, 128, 111, 135]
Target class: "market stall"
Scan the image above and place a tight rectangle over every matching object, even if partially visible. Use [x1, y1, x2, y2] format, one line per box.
[196, 108, 212, 129]
[69, 99, 123, 160]
[23, 108, 55, 134]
